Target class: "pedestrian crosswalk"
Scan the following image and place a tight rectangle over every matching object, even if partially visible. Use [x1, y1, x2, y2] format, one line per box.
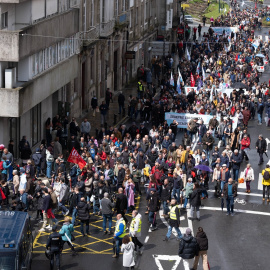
[238, 173, 263, 190]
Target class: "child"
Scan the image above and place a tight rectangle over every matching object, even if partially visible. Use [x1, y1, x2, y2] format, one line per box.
[121, 235, 135, 270]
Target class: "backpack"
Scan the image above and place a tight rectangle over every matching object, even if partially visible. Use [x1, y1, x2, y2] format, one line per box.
[264, 170, 270, 180]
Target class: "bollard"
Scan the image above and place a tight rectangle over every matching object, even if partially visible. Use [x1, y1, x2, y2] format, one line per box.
[114, 114, 117, 125]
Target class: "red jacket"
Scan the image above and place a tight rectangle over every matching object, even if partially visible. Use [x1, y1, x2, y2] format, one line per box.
[241, 137, 250, 150]
[97, 151, 107, 161]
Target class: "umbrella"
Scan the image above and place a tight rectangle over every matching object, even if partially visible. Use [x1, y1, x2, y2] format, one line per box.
[255, 54, 265, 58]
[221, 198, 224, 211]
[231, 82, 247, 88]
[194, 165, 213, 172]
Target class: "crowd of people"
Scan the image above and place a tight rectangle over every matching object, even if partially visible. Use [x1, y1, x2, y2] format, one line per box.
[1, 1, 270, 269]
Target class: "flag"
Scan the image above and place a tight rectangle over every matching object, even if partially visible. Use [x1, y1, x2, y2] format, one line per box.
[224, 43, 228, 52]
[224, 7, 227, 13]
[186, 46, 191, 61]
[210, 86, 214, 102]
[178, 69, 184, 85]
[207, 41, 211, 52]
[176, 76, 181, 94]
[67, 147, 87, 169]
[190, 73, 195, 87]
[196, 62, 201, 75]
[241, 1, 245, 7]
[228, 36, 231, 43]
[252, 39, 259, 49]
[170, 72, 174, 86]
[202, 67, 206, 81]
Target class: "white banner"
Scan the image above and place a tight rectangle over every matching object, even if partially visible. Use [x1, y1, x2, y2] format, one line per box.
[185, 87, 198, 95]
[165, 112, 238, 131]
[212, 27, 238, 36]
[165, 113, 216, 128]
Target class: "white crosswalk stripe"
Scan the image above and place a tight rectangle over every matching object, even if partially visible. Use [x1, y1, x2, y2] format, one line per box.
[237, 173, 263, 190]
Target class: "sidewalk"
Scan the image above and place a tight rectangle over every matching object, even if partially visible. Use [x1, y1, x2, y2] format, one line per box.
[80, 85, 138, 136]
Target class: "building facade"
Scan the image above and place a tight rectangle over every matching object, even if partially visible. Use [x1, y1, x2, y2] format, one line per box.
[0, 0, 178, 156]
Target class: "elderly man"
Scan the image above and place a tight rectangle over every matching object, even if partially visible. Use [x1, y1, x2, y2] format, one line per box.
[231, 149, 242, 182]
[101, 192, 115, 235]
[256, 134, 267, 165]
[112, 214, 126, 258]
[129, 210, 143, 253]
[222, 178, 237, 216]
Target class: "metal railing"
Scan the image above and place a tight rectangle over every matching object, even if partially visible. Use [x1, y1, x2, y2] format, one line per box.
[99, 19, 115, 37]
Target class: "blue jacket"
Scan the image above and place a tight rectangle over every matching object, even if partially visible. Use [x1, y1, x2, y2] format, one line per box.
[231, 153, 242, 170]
[2, 160, 11, 174]
[220, 156, 229, 167]
[162, 139, 171, 149]
[20, 192, 29, 210]
[59, 223, 74, 242]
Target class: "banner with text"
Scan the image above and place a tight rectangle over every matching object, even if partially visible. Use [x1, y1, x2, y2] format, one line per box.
[212, 27, 238, 36]
[185, 87, 198, 95]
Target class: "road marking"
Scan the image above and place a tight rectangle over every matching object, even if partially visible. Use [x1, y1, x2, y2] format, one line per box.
[144, 236, 149, 243]
[192, 135, 199, 152]
[208, 190, 263, 197]
[201, 206, 270, 216]
[258, 173, 263, 190]
[153, 255, 182, 270]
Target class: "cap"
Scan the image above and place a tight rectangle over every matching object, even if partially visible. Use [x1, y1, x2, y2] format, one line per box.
[36, 148, 40, 152]
[222, 164, 227, 167]
[186, 228, 192, 235]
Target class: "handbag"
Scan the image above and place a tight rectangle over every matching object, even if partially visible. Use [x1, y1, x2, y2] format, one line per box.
[90, 194, 95, 202]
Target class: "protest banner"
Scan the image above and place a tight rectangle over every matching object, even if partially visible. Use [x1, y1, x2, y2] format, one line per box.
[185, 87, 198, 95]
[212, 27, 238, 36]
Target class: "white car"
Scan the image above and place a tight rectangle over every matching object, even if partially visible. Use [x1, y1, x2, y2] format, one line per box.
[184, 15, 193, 23]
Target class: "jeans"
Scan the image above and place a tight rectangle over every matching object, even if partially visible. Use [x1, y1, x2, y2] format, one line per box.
[258, 113, 262, 124]
[190, 205, 200, 219]
[50, 251, 60, 270]
[259, 152, 264, 164]
[103, 213, 113, 232]
[226, 195, 234, 214]
[149, 211, 157, 227]
[80, 219, 89, 234]
[93, 200, 99, 214]
[58, 201, 68, 215]
[187, 131, 195, 142]
[172, 188, 181, 203]
[36, 166, 41, 178]
[166, 225, 182, 239]
[46, 161, 53, 178]
[221, 181, 225, 192]
[101, 114, 107, 125]
[71, 208, 77, 225]
[183, 197, 189, 208]
[119, 104, 124, 114]
[162, 201, 169, 215]
[263, 185, 270, 199]
[233, 169, 239, 182]
[113, 237, 123, 255]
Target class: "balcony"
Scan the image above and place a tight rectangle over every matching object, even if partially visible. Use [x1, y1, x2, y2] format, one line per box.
[0, 0, 26, 2]
[99, 20, 115, 38]
[80, 26, 99, 47]
[0, 31, 20, 62]
[116, 11, 130, 25]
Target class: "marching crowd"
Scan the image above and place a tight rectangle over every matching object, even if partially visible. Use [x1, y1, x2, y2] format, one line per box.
[1, 1, 270, 270]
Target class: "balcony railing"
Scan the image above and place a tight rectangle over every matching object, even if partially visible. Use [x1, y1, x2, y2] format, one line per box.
[0, 30, 20, 62]
[80, 26, 99, 46]
[99, 19, 115, 37]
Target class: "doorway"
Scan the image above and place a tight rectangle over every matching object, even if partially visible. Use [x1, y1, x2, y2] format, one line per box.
[114, 50, 118, 91]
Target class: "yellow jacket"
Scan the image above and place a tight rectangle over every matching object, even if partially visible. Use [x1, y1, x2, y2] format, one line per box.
[262, 168, 270, 186]
[180, 150, 194, 164]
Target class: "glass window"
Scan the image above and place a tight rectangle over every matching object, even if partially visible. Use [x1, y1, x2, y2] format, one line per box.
[39, 51, 43, 73]
[31, 103, 41, 146]
[32, 55, 36, 76]
[61, 40, 65, 60]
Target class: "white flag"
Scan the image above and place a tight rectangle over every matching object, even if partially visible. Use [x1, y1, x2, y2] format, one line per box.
[186, 46, 191, 61]
[170, 72, 174, 86]
[202, 67, 206, 81]
[241, 1, 245, 7]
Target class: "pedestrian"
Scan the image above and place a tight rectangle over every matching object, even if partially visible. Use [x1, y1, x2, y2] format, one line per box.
[39, 188, 53, 232]
[243, 164, 254, 193]
[178, 228, 199, 270]
[91, 95, 98, 116]
[192, 227, 208, 270]
[80, 118, 91, 139]
[129, 210, 143, 253]
[147, 188, 160, 231]
[257, 98, 264, 125]
[121, 235, 135, 269]
[231, 149, 242, 182]
[160, 178, 172, 216]
[118, 91, 125, 115]
[113, 213, 126, 258]
[222, 178, 237, 216]
[58, 178, 70, 216]
[32, 148, 42, 178]
[262, 164, 270, 202]
[59, 216, 76, 255]
[77, 197, 91, 236]
[189, 183, 203, 221]
[256, 134, 267, 165]
[183, 178, 194, 208]
[106, 88, 112, 108]
[164, 199, 182, 241]
[46, 225, 63, 270]
[99, 101, 108, 126]
[115, 187, 128, 224]
[101, 192, 115, 235]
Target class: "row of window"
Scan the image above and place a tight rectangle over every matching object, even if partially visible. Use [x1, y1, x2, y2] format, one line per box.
[32, 34, 79, 77]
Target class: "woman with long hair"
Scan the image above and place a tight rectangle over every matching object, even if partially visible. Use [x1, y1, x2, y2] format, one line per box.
[121, 235, 135, 269]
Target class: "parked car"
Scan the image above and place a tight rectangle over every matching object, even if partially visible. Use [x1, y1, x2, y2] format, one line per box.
[184, 15, 193, 23]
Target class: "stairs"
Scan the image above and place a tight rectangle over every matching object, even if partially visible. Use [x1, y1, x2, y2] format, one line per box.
[185, 0, 208, 21]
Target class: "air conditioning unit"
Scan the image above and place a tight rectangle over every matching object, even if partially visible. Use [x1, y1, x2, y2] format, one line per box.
[5, 68, 16, 89]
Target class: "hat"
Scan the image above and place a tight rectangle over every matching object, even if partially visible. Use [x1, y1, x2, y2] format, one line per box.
[0, 144, 5, 150]
[222, 164, 227, 167]
[20, 167, 25, 173]
[36, 148, 40, 152]
[149, 188, 156, 192]
[186, 228, 192, 235]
